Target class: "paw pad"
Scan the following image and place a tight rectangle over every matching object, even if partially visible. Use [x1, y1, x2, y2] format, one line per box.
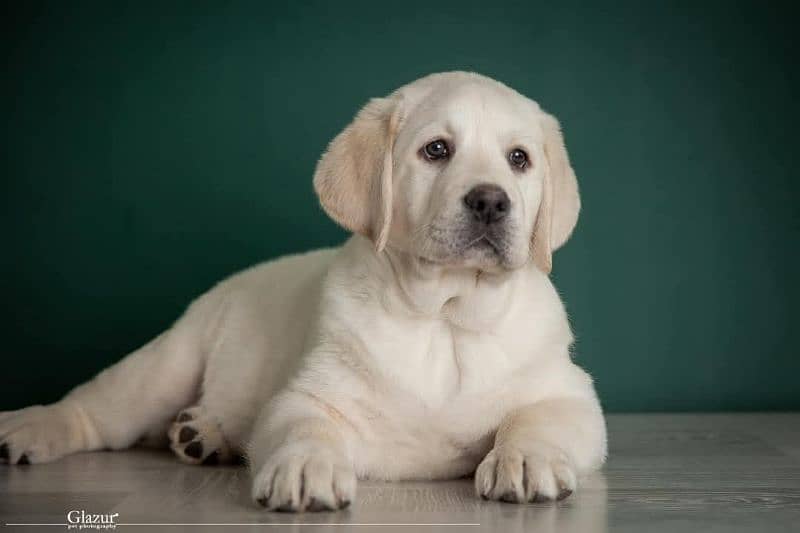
[184, 440, 204, 459]
[179, 426, 197, 443]
[168, 407, 231, 466]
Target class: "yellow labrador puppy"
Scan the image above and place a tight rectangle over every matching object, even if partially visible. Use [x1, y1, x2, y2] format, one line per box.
[0, 72, 606, 512]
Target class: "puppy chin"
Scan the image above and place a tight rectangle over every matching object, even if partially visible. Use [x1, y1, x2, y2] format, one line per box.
[459, 245, 507, 272]
[421, 244, 520, 274]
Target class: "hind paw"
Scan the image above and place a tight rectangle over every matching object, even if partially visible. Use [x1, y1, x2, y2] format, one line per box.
[0, 404, 85, 465]
[168, 406, 233, 465]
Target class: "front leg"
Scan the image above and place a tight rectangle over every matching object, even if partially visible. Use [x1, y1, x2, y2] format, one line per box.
[248, 391, 356, 512]
[476, 397, 606, 503]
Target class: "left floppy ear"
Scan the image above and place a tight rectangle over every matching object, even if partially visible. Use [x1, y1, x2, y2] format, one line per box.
[313, 96, 403, 252]
[531, 112, 581, 274]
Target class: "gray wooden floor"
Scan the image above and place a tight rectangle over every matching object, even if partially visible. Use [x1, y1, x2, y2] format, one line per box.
[1, 413, 799, 532]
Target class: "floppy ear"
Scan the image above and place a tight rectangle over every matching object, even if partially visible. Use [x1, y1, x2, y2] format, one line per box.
[313, 96, 403, 252]
[531, 113, 581, 274]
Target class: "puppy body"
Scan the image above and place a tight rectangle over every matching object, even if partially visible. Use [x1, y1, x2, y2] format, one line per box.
[249, 236, 603, 479]
[1, 72, 606, 511]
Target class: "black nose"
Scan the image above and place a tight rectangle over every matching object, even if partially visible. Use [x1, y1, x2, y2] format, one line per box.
[463, 184, 510, 225]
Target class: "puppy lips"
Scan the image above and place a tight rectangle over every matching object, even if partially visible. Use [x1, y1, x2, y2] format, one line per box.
[463, 236, 502, 259]
[453, 230, 515, 268]
[462, 223, 511, 252]
[422, 217, 518, 266]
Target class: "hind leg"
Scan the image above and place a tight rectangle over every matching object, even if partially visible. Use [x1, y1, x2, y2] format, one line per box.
[167, 364, 267, 467]
[167, 306, 286, 467]
[166, 355, 272, 466]
[1, 305, 208, 465]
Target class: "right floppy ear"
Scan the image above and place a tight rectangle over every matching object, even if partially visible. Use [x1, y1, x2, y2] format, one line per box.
[313, 96, 403, 252]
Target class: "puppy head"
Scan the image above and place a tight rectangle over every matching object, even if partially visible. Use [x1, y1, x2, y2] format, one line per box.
[313, 72, 579, 274]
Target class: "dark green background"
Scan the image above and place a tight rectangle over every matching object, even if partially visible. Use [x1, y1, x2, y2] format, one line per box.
[2, 1, 797, 412]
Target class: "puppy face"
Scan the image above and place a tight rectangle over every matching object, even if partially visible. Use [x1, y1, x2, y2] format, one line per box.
[389, 80, 548, 271]
[314, 72, 580, 274]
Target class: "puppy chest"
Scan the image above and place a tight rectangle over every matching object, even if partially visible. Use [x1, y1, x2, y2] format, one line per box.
[370, 318, 517, 407]
[348, 318, 520, 478]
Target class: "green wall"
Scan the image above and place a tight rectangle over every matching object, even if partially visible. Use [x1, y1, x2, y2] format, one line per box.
[2, 1, 797, 412]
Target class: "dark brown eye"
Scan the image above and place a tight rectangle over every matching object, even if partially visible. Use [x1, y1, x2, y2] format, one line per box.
[423, 139, 450, 160]
[508, 148, 529, 169]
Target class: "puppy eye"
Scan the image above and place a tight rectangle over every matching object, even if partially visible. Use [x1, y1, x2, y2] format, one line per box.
[423, 139, 450, 161]
[508, 148, 529, 169]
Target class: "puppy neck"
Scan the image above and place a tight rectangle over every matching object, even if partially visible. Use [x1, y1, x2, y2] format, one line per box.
[380, 244, 522, 331]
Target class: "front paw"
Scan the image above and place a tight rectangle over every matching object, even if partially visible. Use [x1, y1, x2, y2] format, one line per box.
[475, 443, 576, 503]
[251, 445, 355, 512]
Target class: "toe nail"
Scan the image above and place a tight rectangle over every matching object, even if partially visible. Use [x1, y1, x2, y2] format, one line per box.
[178, 426, 198, 443]
[307, 497, 327, 512]
[339, 499, 351, 510]
[256, 496, 268, 508]
[275, 501, 295, 512]
[533, 492, 551, 503]
[17, 454, 30, 465]
[184, 441, 203, 459]
[500, 491, 518, 503]
[202, 450, 220, 465]
[557, 488, 573, 501]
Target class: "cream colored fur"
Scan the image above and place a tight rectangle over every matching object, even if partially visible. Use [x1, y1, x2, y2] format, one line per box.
[0, 72, 606, 512]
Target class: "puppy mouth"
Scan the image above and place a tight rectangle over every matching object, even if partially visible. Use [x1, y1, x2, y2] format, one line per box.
[464, 233, 502, 253]
[424, 227, 512, 267]
[421, 217, 519, 269]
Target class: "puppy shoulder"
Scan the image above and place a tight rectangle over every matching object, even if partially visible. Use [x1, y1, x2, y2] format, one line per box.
[319, 236, 391, 306]
[508, 264, 573, 345]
